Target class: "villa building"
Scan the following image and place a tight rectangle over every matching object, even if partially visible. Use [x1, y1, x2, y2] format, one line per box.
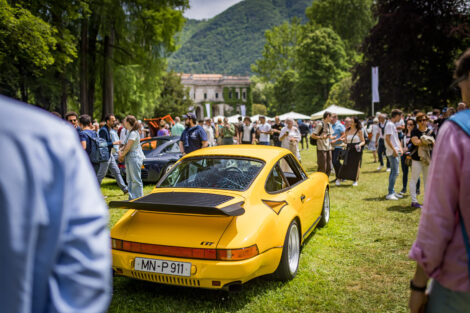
[180, 74, 251, 120]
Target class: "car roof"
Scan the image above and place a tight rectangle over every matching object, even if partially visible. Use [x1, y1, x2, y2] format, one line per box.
[184, 145, 291, 164]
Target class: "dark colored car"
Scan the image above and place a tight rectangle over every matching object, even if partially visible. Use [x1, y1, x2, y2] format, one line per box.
[117, 136, 182, 183]
[141, 136, 182, 183]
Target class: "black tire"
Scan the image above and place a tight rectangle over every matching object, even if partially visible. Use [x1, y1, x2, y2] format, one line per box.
[318, 188, 330, 228]
[274, 219, 301, 281]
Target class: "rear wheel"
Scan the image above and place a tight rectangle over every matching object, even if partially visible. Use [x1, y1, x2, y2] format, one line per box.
[318, 188, 330, 227]
[275, 219, 300, 281]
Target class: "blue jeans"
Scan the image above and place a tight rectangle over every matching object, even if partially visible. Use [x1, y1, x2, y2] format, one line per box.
[387, 155, 400, 195]
[258, 141, 270, 145]
[125, 155, 143, 200]
[96, 154, 128, 192]
[426, 280, 470, 313]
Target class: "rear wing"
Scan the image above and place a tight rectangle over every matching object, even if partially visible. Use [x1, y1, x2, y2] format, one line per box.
[108, 192, 245, 216]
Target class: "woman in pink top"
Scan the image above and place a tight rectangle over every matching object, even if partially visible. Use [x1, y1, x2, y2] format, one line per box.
[409, 49, 470, 313]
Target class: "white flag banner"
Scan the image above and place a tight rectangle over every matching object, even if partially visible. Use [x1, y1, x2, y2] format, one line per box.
[240, 105, 246, 117]
[205, 103, 211, 118]
[372, 67, 380, 103]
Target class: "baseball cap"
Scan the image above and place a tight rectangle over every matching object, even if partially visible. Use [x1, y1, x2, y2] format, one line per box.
[183, 113, 197, 120]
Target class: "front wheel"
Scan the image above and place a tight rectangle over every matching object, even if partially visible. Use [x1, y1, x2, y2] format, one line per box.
[318, 188, 330, 227]
[275, 219, 300, 281]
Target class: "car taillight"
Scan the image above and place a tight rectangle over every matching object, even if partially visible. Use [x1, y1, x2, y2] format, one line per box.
[111, 238, 123, 250]
[217, 245, 259, 261]
[111, 238, 258, 261]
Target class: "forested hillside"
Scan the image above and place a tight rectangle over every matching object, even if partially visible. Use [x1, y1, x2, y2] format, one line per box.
[168, 0, 312, 75]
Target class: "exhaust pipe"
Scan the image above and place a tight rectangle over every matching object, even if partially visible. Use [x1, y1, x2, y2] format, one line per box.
[223, 281, 242, 292]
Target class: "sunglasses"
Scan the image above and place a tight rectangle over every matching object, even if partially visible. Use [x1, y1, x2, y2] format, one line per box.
[68, 119, 77, 122]
[407, 123, 414, 126]
[451, 74, 468, 88]
[417, 118, 428, 122]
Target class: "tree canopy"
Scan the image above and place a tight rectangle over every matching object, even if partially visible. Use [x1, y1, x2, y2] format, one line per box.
[351, 0, 470, 113]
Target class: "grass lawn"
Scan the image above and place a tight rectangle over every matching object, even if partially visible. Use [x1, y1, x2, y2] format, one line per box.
[103, 146, 423, 313]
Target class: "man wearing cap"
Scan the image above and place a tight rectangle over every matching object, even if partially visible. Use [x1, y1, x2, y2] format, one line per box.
[179, 113, 208, 155]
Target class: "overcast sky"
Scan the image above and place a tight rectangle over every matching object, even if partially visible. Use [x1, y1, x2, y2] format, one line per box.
[184, 0, 244, 20]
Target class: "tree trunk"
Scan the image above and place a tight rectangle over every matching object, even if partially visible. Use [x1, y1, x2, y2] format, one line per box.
[102, 25, 115, 121]
[88, 12, 99, 117]
[80, 17, 89, 115]
[60, 74, 68, 115]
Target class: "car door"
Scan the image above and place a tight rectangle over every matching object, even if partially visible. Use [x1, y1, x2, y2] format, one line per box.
[277, 155, 316, 240]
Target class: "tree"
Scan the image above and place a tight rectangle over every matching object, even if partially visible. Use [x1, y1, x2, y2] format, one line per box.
[251, 18, 302, 82]
[153, 71, 193, 118]
[272, 69, 298, 113]
[296, 26, 349, 114]
[324, 75, 355, 108]
[252, 103, 267, 115]
[306, 0, 374, 54]
[351, 0, 470, 113]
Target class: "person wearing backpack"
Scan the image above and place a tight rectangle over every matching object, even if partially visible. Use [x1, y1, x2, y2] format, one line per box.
[79, 114, 101, 172]
[408, 48, 470, 313]
[96, 114, 128, 195]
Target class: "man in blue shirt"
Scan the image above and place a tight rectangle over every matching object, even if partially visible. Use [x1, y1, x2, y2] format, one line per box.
[0, 95, 112, 313]
[331, 114, 346, 185]
[97, 114, 128, 194]
[179, 113, 208, 154]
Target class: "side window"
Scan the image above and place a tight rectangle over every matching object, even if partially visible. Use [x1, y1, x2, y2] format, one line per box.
[287, 154, 307, 180]
[279, 156, 303, 186]
[265, 164, 288, 193]
[164, 143, 181, 153]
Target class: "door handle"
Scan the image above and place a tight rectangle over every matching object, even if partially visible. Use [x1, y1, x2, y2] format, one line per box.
[300, 194, 306, 202]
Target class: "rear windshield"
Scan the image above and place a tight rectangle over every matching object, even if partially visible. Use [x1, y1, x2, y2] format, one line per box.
[158, 157, 264, 191]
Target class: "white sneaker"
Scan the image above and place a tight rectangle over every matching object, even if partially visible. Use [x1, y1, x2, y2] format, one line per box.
[394, 193, 403, 198]
[386, 194, 399, 200]
[386, 168, 391, 172]
[352, 181, 358, 186]
[377, 166, 382, 171]
[335, 179, 341, 186]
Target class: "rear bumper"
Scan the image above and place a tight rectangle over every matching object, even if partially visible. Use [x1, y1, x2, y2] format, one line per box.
[112, 247, 282, 289]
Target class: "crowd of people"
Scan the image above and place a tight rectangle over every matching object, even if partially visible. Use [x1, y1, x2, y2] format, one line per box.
[1, 47, 469, 313]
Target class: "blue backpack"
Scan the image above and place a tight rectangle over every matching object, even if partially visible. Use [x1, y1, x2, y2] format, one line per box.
[83, 131, 110, 163]
[449, 109, 470, 280]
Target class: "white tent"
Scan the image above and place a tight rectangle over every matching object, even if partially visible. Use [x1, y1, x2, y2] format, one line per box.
[278, 111, 311, 121]
[227, 114, 242, 123]
[311, 105, 364, 120]
[251, 114, 274, 122]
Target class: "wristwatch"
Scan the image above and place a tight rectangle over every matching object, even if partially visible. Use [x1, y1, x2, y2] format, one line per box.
[410, 280, 427, 292]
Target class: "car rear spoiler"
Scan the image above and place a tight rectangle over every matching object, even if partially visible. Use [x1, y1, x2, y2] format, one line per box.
[108, 199, 245, 217]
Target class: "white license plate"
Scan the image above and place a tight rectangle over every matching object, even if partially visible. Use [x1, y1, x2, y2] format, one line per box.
[134, 257, 191, 277]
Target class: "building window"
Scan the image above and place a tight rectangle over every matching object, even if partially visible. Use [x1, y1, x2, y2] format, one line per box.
[243, 92, 246, 100]
[215, 93, 219, 99]
[204, 93, 207, 100]
[235, 92, 239, 99]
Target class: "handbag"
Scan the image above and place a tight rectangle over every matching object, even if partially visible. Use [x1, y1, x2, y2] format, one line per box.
[310, 122, 324, 146]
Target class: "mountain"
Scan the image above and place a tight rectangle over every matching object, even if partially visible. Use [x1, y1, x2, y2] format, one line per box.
[168, 0, 312, 75]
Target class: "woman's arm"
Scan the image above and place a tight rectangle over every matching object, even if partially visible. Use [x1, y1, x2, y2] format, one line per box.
[358, 130, 366, 147]
[81, 141, 86, 150]
[118, 140, 134, 162]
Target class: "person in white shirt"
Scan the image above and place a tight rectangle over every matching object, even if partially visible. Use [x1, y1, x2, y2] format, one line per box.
[239, 117, 255, 144]
[257, 116, 271, 145]
[368, 118, 379, 162]
[376, 113, 391, 171]
[203, 118, 216, 146]
[385, 109, 404, 200]
[279, 118, 301, 160]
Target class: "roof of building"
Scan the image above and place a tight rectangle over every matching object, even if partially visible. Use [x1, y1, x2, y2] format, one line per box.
[180, 73, 251, 86]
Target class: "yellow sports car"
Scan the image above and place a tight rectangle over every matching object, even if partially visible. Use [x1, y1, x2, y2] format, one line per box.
[110, 146, 330, 291]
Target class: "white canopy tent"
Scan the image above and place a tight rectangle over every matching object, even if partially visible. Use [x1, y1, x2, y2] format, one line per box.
[278, 111, 311, 121]
[251, 114, 274, 122]
[311, 105, 364, 120]
[227, 114, 242, 123]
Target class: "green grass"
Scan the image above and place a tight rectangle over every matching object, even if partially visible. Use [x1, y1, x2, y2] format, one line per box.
[103, 146, 423, 313]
